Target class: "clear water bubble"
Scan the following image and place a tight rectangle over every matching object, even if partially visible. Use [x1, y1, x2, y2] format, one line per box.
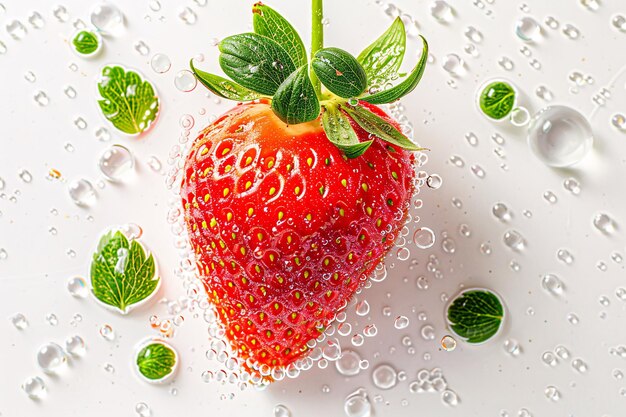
[612, 114, 626, 131]
[471, 164, 485, 178]
[441, 389, 459, 406]
[351, 334, 364, 347]
[527, 105, 593, 167]
[430, 1, 454, 22]
[336, 350, 361, 376]
[64, 86, 77, 99]
[65, 335, 86, 356]
[557, 249, 574, 264]
[562, 24, 580, 39]
[441, 235, 456, 254]
[441, 335, 457, 351]
[480, 242, 492, 255]
[544, 386, 561, 401]
[67, 276, 88, 297]
[563, 178, 581, 194]
[510, 107, 530, 126]
[567, 312, 579, 325]
[18, 168, 33, 183]
[465, 132, 478, 146]
[135, 402, 151, 417]
[611, 253, 623, 264]
[580, 0, 600, 11]
[10, 313, 29, 330]
[45, 313, 58, 326]
[151, 53, 171, 74]
[53, 5, 69, 22]
[571, 358, 588, 373]
[356, 300, 370, 316]
[6, 19, 27, 40]
[394, 315, 409, 329]
[458, 223, 471, 237]
[503, 230, 525, 251]
[613, 369, 624, 380]
[344, 388, 371, 417]
[593, 213, 616, 234]
[91, 2, 125, 35]
[442, 54, 464, 75]
[541, 274, 564, 296]
[535, 86, 553, 101]
[99, 145, 134, 182]
[492, 203, 511, 222]
[542, 351, 558, 366]
[134, 40, 150, 56]
[464, 43, 478, 57]
[612, 15, 626, 32]
[420, 324, 435, 340]
[22, 376, 46, 399]
[464, 26, 483, 43]
[515, 17, 541, 41]
[34, 90, 49, 106]
[426, 174, 442, 189]
[363, 324, 377, 337]
[372, 364, 397, 390]
[178, 6, 197, 24]
[74, 117, 87, 129]
[503, 339, 521, 357]
[273, 404, 291, 417]
[28, 12, 45, 29]
[543, 190, 558, 204]
[99, 324, 115, 341]
[24, 71, 36, 83]
[413, 227, 435, 249]
[95, 127, 111, 142]
[147, 155, 162, 172]
[498, 56, 514, 71]
[174, 70, 197, 92]
[68, 179, 97, 206]
[37, 342, 67, 373]
[510, 260, 521, 272]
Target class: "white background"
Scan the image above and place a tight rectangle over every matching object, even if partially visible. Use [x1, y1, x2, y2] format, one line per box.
[1, 0, 626, 416]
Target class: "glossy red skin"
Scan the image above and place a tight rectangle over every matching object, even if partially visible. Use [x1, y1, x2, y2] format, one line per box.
[181, 100, 415, 371]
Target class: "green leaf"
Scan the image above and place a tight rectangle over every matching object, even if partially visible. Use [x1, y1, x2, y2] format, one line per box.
[342, 104, 421, 150]
[271, 65, 320, 124]
[219, 33, 296, 96]
[72, 30, 99, 55]
[90, 230, 160, 314]
[312, 48, 367, 98]
[322, 104, 373, 158]
[252, 3, 307, 68]
[361, 35, 428, 104]
[478, 81, 516, 120]
[447, 289, 504, 344]
[136, 342, 177, 381]
[357, 17, 406, 88]
[97, 65, 159, 135]
[190, 59, 260, 101]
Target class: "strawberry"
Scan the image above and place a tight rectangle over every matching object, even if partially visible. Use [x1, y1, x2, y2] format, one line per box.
[182, 1, 428, 378]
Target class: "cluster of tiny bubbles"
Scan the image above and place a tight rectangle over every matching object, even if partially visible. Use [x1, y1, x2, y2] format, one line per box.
[98, 145, 134, 182]
[68, 178, 97, 206]
[178, 6, 198, 24]
[174, 70, 197, 92]
[90, 2, 124, 35]
[151, 53, 172, 74]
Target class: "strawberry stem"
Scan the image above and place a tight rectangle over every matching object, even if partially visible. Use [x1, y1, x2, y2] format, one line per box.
[310, 0, 324, 97]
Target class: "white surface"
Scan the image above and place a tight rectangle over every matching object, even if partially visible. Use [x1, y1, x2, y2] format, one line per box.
[1, 0, 626, 416]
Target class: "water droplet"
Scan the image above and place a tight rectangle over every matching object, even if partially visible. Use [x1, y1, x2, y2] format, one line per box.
[356, 300, 370, 316]
[273, 404, 291, 417]
[611, 14, 626, 32]
[363, 324, 377, 337]
[28, 11, 45, 29]
[510, 260, 521, 272]
[134, 40, 150, 56]
[580, 0, 600, 11]
[541, 274, 564, 296]
[562, 23, 580, 39]
[542, 351, 558, 366]
[394, 315, 409, 329]
[10, 313, 29, 330]
[557, 249, 574, 264]
[571, 358, 588, 373]
[544, 385, 560, 401]
[515, 17, 541, 41]
[563, 177, 581, 195]
[426, 174, 442, 189]
[18, 168, 33, 183]
[45, 313, 58, 326]
[430, 1, 454, 22]
[22, 376, 46, 399]
[503, 230, 525, 251]
[441, 389, 459, 406]
[527, 105, 593, 167]
[612, 114, 626, 131]
[555, 345, 570, 359]
[151, 53, 171, 74]
[567, 312, 579, 325]
[492, 203, 511, 222]
[174, 70, 197, 92]
[33, 90, 49, 106]
[67, 276, 88, 298]
[372, 364, 397, 390]
[74, 117, 87, 130]
[420, 324, 435, 340]
[178, 6, 197, 24]
[517, 408, 533, 417]
[68, 179, 97, 206]
[99, 324, 115, 341]
[413, 227, 435, 249]
[98, 145, 134, 182]
[480, 242, 492, 255]
[470, 164, 485, 178]
[441, 335, 457, 351]
[442, 54, 464, 75]
[91, 2, 125, 35]
[37, 342, 67, 373]
[503, 339, 522, 357]
[351, 334, 364, 347]
[65, 335, 86, 356]
[53, 5, 69, 22]
[344, 388, 371, 417]
[336, 349, 361, 376]
[593, 213, 616, 234]
[613, 369, 624, 380]
[498, 56, 514, 71]
[6, 19, 27, 40]
[535, 85, 553, 101]
[464, 26, 483, 43]
[543, 190, 558, 204]
[135, 402, 151, 417]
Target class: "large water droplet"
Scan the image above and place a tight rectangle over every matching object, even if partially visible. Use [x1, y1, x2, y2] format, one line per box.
[91, 2, 124, 35]
[527, 105, 593, 167]
[68, 179, 97, 206]
[492, 203, 511, 222]
[37, 342, 67, 373]
[174, 70, 197, 92]
[99, 145, 134, 182]
[612, 15, 626, 32]
[441, 389, 459, 406]
[541, 274, 564, 296]
[441, 335, 457, 351]
[503, 230, 525, 251]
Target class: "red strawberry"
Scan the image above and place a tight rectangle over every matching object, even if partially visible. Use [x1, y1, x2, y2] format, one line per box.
[181, 100, 415, 372]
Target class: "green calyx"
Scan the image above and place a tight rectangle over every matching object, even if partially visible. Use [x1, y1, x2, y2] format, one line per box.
[190, 2, 429, 158]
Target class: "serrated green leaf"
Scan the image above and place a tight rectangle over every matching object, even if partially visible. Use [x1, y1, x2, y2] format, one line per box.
[190, 59, 260, 101]
[342, 104, 421, 150]
[447, 290, 504, 344]
[90, 230, 160, 314]
[312, 48, 367, 98]
[322, 104, 373, 158]
[137, 342, 177, 380]
[357, 17, 406, 88]
[271, 65, 320, 124]
[361, 36, 428, 104]
[72, 30, 99, 55]
[252, 3, 307, 68]
[479, 81, 516, 120]
[97, 65, 159, 135]
[219, 33, 296, 96]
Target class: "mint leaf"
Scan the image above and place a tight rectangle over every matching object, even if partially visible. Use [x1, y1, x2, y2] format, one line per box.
[343, 104, 421, 150]
[447, 289, 504, 344]
[357, 17, 406, 88]
[479, 81, 516, 120]
[97, 65, 159, 135]
[219, 33, 296, 96]
[136, 342, 177, 381]
[271, 65, 320, 124]
[190, 59, 260, 101]
[361, 36, 428, 105]
[253, 3, 307, 68]
[72, 30, 99, 55]
[90, 230, 160, 314]
[322, 104, 373, 158]
[312, 48, 367, 98]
